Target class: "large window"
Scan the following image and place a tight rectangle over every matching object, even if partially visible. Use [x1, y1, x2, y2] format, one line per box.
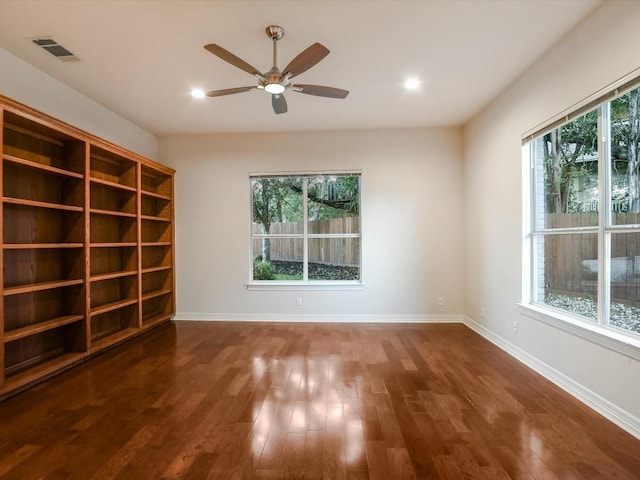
[528, 85, 640, 338]
[250, 173, 361, 285]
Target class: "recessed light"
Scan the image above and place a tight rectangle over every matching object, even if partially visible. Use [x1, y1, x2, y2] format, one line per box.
[404, 78, 420, 90]
[191, 88, 205, 99]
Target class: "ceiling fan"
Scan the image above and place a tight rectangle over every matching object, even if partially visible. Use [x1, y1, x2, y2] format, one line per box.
[204, 25, 349, 114]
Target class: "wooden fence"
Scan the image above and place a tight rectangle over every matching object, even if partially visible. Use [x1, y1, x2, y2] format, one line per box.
[252, 217, 360, 267]
[544, 213, 640, 304]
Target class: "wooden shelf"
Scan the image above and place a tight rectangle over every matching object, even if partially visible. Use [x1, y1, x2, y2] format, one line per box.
[90, 147, 136, 191]
[90, 270, 137, 283]
[90, 208, 137, 218]
[141, 214, 171, 222]
[0, 94, 175, 399]
[141, 242, 172, 247]
[142, 289, 172, 302]
[141, 189, 171, 201]
[3, 279, 84, 296]
[90, 298, 138, 317]
[4, 315, 84, 343]
[142, 313, 172, 328]
[4, 121, 65, 147]
[2, 352, 85, 388]
[3, 243, 84, 250]
[3, 196, 83, 212]
[3, 154, 84, 179]
[142, 265, 172, 274]
[90, 327, 138, 352]
[90, 242, 137, 248]
[90, 176, 137, 192]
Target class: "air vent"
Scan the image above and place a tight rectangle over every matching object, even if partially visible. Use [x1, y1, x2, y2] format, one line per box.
[32, 38, 79, 62]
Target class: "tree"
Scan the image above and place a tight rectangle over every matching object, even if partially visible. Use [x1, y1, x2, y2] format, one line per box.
[542, 111, 598, 213]
[251, 177, 300, 261]
[611, 88, 640, 213]
[306, 175, 359, 220]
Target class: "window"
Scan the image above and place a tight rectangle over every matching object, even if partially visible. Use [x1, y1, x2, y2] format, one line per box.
[250, 173, 361, 286]
[527, 84, 640, 338]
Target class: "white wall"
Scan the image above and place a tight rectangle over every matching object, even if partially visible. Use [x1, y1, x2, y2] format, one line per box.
[464, 1, 640, 435]
[0, 48, 157, 159]
[159, 127, 464, 321]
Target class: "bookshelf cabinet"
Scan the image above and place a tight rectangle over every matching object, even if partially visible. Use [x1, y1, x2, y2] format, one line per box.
[0, 95, 175, 398]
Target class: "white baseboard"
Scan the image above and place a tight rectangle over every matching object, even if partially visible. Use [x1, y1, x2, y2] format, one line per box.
[173, 312, 465, 323]
[462, 315, 640, 440]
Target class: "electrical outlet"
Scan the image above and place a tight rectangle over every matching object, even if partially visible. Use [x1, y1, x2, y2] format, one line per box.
[480, 307, 485, 318]
[296, 297, 302, 307]
[437, 297, 444, 306]
[512, 320, 518, 333]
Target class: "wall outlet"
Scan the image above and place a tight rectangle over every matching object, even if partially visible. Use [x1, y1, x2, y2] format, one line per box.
[437, 297, 444, 306]
[480, 307, 485, 318]
[512, 320, 518, 333]
[296, 297, 302, 307]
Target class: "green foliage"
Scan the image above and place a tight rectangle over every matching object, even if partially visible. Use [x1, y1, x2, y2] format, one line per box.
[308, 175, 360, 220]
[251, 177, 303, 228]
[274, 273, 303, 280]
[253, 260, 275, 280]
[543, 109, 598, 213]
[611, 88, 640, 213]
[252, 175, 360, 227]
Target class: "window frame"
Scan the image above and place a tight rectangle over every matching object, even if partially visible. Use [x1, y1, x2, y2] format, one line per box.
[247, 171, 364, 291]
[523, 69, 640, 349]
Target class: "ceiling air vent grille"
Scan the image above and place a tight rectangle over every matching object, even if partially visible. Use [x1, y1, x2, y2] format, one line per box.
[32, 38, 79, 62]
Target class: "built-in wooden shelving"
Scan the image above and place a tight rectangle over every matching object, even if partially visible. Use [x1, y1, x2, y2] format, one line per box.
[0, 94, 175, 399]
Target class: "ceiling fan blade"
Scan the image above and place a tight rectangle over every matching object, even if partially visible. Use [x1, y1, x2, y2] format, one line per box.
[272, 93, 288, 114]
[204, 44, 264, 77]
[207, 86, 257, 97]
[292, 84, 349, 99]
[283, 43, 329, 78]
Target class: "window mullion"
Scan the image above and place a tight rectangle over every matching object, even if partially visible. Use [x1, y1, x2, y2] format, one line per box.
[303, 178, 309, 281]
[529, 142, 540, 304]
[598, 104, 611, 327]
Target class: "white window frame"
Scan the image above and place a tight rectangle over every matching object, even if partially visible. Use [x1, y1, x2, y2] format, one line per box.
[521, 69, 640, 356]
[247, 171, 363, 291]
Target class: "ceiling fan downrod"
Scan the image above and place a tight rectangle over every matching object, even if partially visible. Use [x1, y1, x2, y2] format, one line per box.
[266, 25, 284, 70]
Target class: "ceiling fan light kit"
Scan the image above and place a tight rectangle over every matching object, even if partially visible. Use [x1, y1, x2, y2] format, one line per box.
[204, 25, 349, 114]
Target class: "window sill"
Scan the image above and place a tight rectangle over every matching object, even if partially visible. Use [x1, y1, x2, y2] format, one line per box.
[518, 303, 640, 361]
[247, 281, 365, 291]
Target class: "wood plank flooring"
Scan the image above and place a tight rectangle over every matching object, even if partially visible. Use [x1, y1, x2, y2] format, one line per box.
[0, 321, 638, 479]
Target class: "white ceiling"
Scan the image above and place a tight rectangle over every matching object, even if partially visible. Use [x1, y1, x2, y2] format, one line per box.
[0, 0, 601, 137]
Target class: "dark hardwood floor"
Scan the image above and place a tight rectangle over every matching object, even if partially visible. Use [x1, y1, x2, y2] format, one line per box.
[0, 321, 638, 479]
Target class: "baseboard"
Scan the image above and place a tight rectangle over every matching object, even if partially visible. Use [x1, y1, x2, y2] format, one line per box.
[462, 315, 640, 440]
[173, 312, 465, 323]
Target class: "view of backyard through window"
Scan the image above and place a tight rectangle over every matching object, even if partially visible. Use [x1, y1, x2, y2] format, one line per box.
[530, 86, 640, 336]
[251, 174, 361, 282]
